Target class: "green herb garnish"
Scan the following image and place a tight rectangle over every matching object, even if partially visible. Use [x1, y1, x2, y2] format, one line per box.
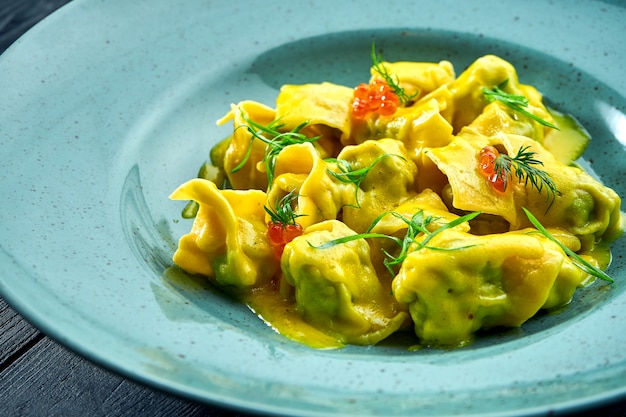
[231, 114, 320, 187]
[326, 153, 405, 208]
[482, 80, 558, 129]
[495, 145, 560, 208]
[264, 190, 306, 226]
[522, 207, 613, 283]
[370, 43, 418, 105]
[313, 210, 480, 275]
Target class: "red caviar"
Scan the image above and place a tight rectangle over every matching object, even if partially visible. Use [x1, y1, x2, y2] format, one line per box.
[267, 222, 303, 259]
[478, 146, 507, 193]
[352, 79, 400, 119]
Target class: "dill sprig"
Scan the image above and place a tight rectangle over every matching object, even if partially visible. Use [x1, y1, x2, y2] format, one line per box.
[264, 190, 306, 226]
[313, 210, 480, 275]
[370, 43, 418, 105]
[494, 145, 560, 207]
[231, 114, 320, 187]
[522, 207, 613, 283]
[326, 153, 405, 208]
[482, 80, 558, 129]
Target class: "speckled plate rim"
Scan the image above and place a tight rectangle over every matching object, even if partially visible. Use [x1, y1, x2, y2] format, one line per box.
[1, 1, 626, 416]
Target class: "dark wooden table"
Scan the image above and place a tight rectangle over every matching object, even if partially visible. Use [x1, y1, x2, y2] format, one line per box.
[1, 2, 625, 417]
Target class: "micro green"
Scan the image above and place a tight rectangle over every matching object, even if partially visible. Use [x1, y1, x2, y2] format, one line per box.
[325, 153, 405, 208]
[264, 190, 306, 226]
[523, 207, 613, 283]
[313, 210, 481, 275]
[231, 113, 320, 187]
[494, 145, 560, 208]
[482, 80, 559, 129]
[370, 43, 418, 105]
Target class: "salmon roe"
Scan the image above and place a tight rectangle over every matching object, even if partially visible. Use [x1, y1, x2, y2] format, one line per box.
[478, 145, 507, 193]
[352, 79, 400, 119]
[267, 222, 303, 259]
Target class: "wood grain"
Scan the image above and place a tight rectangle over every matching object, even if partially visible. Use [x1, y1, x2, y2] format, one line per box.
[0, 300, 42, 369]
[0, 301, 244, 417]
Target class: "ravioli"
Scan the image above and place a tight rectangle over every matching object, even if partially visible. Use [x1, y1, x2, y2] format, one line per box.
[424, 128, 622, 248]
[170, 51, 622, 350]
[448, 54, 554, 139]
[267, 142, 354, 228]
[282, 220, 409, 345]
[339, 138, 418, 233]
[218, 101, 276, 191]
[393, 228, 589, 347]
[170, 178, 278, 287]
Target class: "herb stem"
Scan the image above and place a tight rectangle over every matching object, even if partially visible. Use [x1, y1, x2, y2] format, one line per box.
[494, 145, 559, 208]
[482, 80, 558, 130]
[370, 43, 417, 105]
[312, 210, 481, 276]
[522, 207, 613, 283]
[265, 190, 306, 226]
[326, 153, 405, 208]
[231, 113, 320, 187]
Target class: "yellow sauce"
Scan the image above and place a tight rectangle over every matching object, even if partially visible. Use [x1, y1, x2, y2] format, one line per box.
[169, 54, 623, 349]
[241, 283, 344, 349]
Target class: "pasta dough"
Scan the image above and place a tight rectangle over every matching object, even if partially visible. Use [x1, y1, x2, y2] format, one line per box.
[170, 178, 278, 287]
[393, 228, 588, 347]
[282, 220, 409, 345]
[171, 51, 622, 349]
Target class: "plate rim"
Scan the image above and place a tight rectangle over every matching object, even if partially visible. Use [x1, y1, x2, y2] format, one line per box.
[1, 1, 626, 416]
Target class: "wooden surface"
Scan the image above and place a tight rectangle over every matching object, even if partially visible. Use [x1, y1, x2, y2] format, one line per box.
[0, 1, 625, 417]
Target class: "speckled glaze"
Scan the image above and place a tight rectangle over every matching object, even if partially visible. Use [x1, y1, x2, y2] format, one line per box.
[1, 1, 625, 416]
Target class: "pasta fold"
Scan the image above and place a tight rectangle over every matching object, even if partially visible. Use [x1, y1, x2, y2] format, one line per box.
[392, 228, 589, 347]
[267, 142, 354, 228]
[282, 220, 409, 345]
[170, 179, 278, 287]
[369, 60, 455, 101]
[276, 82, 354, 153]
[424, 128, 622, 249]
[218, 100, 276, 190]
[338, 139, 418, 233]
[449, 54, 554, 139]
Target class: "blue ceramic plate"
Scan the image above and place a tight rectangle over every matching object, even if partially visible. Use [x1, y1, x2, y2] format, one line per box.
[1, 1, 625, 416]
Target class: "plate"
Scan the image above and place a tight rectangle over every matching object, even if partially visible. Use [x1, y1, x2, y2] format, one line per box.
[1, 1, 625, 416]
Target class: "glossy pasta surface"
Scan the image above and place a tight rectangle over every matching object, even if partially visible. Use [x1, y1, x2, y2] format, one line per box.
[170, 53, 622, 349]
